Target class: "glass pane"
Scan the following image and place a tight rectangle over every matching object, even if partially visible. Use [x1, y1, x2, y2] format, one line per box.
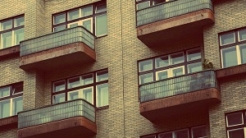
[155, 56, 169, 68]
[53, 25, 66, 32]
[83, 19, 92, 32]
[137, 1, 150, 10]
[53, 81, 66, 92]
[53, 93, 65, 104]
[12, 97, 23, 115]
[157, 71, 168, 80]
[187, 49, 201, 61]
[192, 126, 206, 138]
[188, 62, 202, 73]
[97, 70, 108, 82]
[96, 83, 108, 107]
[0, 86, 10, 98]
[220, 32, 235, 45]
[227, 112, 243, 127]
[82, 6, 93, 17]
[175, 129, 189, 138]
[96, 14, 107, 36]
[68, 22, 80, 28]
[14, 17, 24, 27]
[1, 31, 12, 48]
[240, 44, 246, 64]
[222, 47, 238, 68]
[68, 9, 80, 21]
[96, 2, 106, 13]
[83, 88, 93, 104]
[0, 100, 10, 118]
[139, 59, 153, 72]
[239, 29, 246, 41]
[158, 132, 173, 138]
[13, 84, 23, 94]
[68, 91, 79, 101]
[139, 73, 153, 84]
[68, 77, 81, 89]
[170, 53, 184, 65]
[172, 67, 184, 77]
[14, 28, 24, 45]
[54, 13, 66, 24]
[82, 74, 93, 85]
[1, 20, 12, 30]
[228, 129, 244, 138]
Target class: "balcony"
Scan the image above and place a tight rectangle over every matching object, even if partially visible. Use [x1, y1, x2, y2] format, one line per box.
[139, 70, 220, 122]
[19, 27, 96, 72]
[17, 99, 96, 138]
[136, 0, 214, 47]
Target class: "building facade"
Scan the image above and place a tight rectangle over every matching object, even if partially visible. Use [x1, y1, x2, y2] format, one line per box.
[0, 0, 245, 138]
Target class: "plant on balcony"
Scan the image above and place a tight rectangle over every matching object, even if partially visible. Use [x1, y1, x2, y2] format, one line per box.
[202, 59, 214, 70]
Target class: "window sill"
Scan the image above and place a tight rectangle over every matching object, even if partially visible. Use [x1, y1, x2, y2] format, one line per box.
[216, 64, 246, 80]
[0, 45, 20, 60]
[0, 115, 18, 130]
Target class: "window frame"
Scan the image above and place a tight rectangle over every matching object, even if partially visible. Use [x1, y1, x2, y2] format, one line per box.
[52, 0, 107, 37]
[0, 15, 24, 49]
[219, 27, 246, 68]
[138, 48, 202, 85]
[140, 125, 207, 138]
[52, 69, 108, 108]
[0, 82, 23, 119]
[225, 110, 246, 138]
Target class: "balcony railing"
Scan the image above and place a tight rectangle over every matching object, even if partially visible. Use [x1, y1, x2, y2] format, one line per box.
[136, 0, 213, 26]
[20, 26, 95, 56]
[18, 99, 95, 129]
[139, 70, 217, 102]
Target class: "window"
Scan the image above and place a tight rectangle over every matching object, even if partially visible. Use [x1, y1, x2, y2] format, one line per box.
[141, 126, 207, 138]
[226, 111, 246, 138]
[220, 28, 246, 68]
[0, 15, 24, 49]
[136, 0, 171, 10]
[52, 0, 107, 37]
[52, 69, 108, 108]
[138, 48, 202, 85]
[0, 82, 23, 119]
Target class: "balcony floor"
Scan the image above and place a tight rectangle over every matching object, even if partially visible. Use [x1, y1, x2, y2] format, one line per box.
[140, 88, 220, 123]
[137, 9, 214, 47]
[19, 42, 96, 72]
[17, 116, 97, 138]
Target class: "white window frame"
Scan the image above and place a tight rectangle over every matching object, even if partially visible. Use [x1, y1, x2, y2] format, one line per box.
[220, 32, 236, 46]
[227, 127, 246, 138]
[82, 87, 94, 104]
[0, 96, 23, 119]
[238, 29, 246, 42]
[96, 83, 109, 107]
[221, 45, 241, 68]
[95, 13, 108, 37]
[226, 112, 244, 127]
[67, 90, 80, 101]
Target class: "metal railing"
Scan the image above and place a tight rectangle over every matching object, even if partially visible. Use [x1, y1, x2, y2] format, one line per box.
[20, 26, 95, 56]
[18, 99, 95, 129]
[136, 0, 213, 26]
[139, 70, 217, 102]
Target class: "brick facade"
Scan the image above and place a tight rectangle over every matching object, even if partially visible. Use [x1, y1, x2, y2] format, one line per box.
[0, 0, 245, 138]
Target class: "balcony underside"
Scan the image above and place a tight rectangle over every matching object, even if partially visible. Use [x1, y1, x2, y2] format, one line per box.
[17, 116, 97, 138]
[19, 42, 96, 72]
[140, 88, 220, 123]
[216, 64, 246, 80]
[137, 9, 214, 47]
[0, 116, 18, 130]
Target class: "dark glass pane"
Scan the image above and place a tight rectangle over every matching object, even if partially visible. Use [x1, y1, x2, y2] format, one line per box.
[227, 112, 243, 126]
[192, 126, 206, 138]
[175, 129, 189, 138]
[228, 129, 244, 138]
[158, 132, 172, 138]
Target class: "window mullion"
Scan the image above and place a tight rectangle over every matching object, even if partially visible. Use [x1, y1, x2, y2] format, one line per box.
[237, 45, 242, 65]
[10, 98, 13, 116]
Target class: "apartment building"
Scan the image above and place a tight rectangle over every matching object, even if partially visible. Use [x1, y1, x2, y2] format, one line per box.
[0, 0, 245, 138]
